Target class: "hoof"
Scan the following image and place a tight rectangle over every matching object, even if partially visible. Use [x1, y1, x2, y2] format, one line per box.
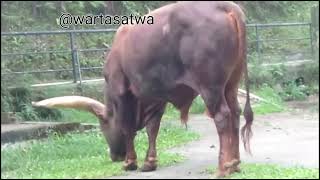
[224, 159, 240, 169]
[214, 159, 241, 178]
[141, 161, 157, 172]
[123, 161, 138, 171]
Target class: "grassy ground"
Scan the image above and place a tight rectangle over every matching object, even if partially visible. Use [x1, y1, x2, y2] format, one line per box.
[36, 83, 286, 124]
[1, 82, 290, 179]
[162, 84, 286, 121]
[206, 163, 319, 179]
[1, 122, 200, 179]
[251, 85, 285, 115]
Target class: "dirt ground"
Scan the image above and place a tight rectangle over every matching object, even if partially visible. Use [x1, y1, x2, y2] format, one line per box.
[110, 95, 319, 179]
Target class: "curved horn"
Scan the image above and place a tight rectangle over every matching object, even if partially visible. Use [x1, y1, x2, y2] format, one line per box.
[32, 96, 106, 120]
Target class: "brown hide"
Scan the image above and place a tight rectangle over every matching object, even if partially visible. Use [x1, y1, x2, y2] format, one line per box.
[104, 1, 253, 175]
[104, 1, 252, 136]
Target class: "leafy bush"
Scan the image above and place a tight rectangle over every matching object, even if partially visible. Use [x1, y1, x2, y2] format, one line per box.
[16, 104, 39, 121]
[279, 81, 310, 101]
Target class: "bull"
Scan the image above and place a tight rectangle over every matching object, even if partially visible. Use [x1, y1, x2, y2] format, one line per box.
[32, 1, 253, 177]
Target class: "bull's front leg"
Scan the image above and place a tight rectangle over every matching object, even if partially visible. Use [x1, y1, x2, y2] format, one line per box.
[141, 119, 161, 172]
[117, 92, 139, 171]
[141, 102, 166, 172]
[123, 131, 138, 171]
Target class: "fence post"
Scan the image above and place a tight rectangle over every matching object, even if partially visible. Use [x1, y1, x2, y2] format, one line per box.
[255, 24, 261, 62]
[69, 32, 78, 83]
[75, 46, 82, 85]
[309, 23, 314, 60]
[69, 31, 82, 85]
[311, 5, 319, 61]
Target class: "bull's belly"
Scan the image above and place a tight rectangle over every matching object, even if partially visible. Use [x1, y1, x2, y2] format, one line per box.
[128, 59, 185, 99]
[131, 75, 175, 100]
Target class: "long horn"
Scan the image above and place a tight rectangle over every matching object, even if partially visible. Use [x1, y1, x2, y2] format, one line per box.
[32, 96, 106, 120]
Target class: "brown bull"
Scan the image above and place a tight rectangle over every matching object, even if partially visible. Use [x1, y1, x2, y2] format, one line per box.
[33, 1, 253, 177]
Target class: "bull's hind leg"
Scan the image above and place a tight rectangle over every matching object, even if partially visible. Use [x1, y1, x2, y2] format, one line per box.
[141, 102, 166, 172]
[224, 63, 245, 173]
[200, 85, 239, 177]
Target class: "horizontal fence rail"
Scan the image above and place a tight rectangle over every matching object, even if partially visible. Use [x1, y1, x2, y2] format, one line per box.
[1, 22, 316, 87]
[1, 28, 118, 36]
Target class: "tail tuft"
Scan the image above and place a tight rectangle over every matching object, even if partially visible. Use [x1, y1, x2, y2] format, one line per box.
[241, 99, 254, 155]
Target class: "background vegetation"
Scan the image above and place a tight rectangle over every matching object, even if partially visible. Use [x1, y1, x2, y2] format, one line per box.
[1, 1, 319, 120]
[1, 2, 319, 179]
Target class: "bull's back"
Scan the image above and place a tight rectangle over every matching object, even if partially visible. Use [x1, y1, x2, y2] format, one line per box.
[170, 2, 244, 66]
[107, 1, 245, 99]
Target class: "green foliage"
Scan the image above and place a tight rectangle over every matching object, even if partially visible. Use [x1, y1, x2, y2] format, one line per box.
[34, 106, 63, 121]
[16, 104, 39, 121]
[1, 1, 318, 121]
[163, 103, 180, 120]
[279, 81, 310, 101]
[1, 1, 318, 88]
[297, 62, 319, 84]
[189, 96, 206, 114]
[0, 76, 63, 121]
[1, 75, 33, 113]
[240, 1, 318, 23]
[1, 122, 200, 179]
[252, 84, 285, 114]
[248, 53, 319, 101]
[9, 87, 32, 112]
[162, 96, 206, 121]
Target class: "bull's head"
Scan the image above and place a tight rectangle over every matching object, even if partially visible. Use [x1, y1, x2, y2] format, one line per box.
[32, 95, 126, 162]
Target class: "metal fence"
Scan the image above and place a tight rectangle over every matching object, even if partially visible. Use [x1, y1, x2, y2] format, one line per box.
[1, 22, 316, 87]
[246, 22, 314, 62]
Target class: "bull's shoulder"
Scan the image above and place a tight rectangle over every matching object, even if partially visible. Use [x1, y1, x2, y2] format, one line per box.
[112, 24, 134, 49]
[115, 25, 132, 37]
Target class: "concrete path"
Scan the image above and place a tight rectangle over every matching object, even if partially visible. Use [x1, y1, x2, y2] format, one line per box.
[1, 122, 96, 144]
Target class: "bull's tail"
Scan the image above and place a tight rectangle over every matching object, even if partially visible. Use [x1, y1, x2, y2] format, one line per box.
[229, 3, 254, 155]
[241, 49, 254, 155]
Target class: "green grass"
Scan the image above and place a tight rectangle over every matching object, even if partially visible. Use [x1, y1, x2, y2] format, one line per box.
[162, 85, 286, 120]
[163, 103, 180, 120]
[1, 122, 200, 179]
[14, 80, 287, 124]
[206, 163, 319, 179]
[251, 85, 286, 115]
[59, 109, 99, 123]
[161, 96, 206, 121]
[189, 96, 206, 114]
[38, 84, 286, 124]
